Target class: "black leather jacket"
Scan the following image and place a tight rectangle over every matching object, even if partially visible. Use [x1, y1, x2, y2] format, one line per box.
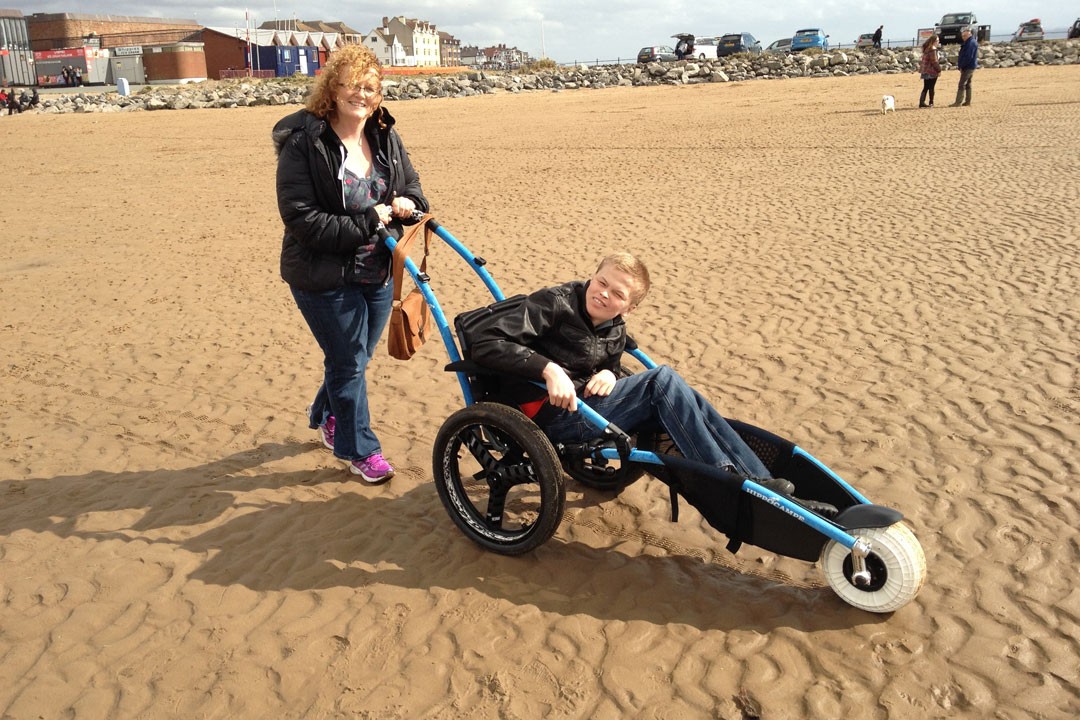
[468, 281, 627, 405]
[272, 107, 429, 291]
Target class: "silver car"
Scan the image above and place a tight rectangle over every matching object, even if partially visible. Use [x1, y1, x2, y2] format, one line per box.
[765, 37, 792, 54]
[1012, 19, 1044, 42]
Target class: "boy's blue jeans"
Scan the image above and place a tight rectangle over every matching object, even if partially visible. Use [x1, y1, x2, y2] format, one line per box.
[538, 365, 772, 478]
[291, 282, 393, 461]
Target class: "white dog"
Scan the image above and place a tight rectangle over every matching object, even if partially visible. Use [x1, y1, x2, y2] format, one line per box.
[881, 95, 896, 114]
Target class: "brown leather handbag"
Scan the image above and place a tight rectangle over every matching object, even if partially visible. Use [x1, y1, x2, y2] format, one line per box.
[387, 215, 435, 360]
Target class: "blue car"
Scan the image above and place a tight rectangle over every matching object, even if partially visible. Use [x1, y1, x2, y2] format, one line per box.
[791, 28, 829, 52]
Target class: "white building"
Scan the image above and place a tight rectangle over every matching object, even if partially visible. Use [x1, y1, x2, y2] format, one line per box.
[363, 27, 404, 66]
[382, 15, 439, 67]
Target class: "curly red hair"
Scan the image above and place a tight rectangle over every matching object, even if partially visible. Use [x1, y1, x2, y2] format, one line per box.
[306, 45, 385, 122]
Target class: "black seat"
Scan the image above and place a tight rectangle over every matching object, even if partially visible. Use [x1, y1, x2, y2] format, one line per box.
[447, 295, 529, 404]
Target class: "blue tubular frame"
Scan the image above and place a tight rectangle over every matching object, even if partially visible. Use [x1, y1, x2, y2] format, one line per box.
[382, 217, 506, 405]
[794, 446, 870, 505]
[555, 388, 859, 549]
[592, 445, 859, 548]
[428, 222, 506, 302]
[627, 347, 657, 370]
[384, 215, 864, 552]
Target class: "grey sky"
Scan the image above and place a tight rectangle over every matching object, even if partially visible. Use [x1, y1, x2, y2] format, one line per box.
[25, 1, 1067, 62]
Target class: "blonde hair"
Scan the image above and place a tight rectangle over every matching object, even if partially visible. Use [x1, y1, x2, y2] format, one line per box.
[597, 253, 651, 304]
[306, 45, 384, 122]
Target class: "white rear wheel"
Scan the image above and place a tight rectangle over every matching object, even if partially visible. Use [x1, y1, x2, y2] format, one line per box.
[820, 523, 926, 613]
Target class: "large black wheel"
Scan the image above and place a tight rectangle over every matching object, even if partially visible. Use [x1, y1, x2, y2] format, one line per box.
[433, 403, 565, 555]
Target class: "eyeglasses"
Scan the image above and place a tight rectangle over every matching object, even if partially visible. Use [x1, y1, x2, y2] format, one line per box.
[337, 82, 381, 96]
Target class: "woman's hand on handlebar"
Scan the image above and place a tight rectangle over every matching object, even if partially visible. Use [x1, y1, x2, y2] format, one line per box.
[372, 203, 393, 226]
[390, 196, 417, 218]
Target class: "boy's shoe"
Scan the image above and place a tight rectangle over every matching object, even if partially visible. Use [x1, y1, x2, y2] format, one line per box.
[754, 477, 796, 496]
[349, 453, 395, 484]
[793, 497, 840, 519]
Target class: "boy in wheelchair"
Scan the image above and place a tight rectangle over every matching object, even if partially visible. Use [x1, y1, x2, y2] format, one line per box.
[464, 252, 802, 500]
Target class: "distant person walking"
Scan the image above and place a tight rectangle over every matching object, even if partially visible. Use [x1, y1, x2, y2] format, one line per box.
[950, 27, 978, 107]
[872, 25, 883, 49]
[918, 35, 942, 108]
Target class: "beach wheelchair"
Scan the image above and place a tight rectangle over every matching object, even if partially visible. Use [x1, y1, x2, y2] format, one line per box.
[382, 215, 927, 613]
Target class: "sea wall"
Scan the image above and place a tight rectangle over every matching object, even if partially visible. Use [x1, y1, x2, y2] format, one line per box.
[21, 39, 1080, 114]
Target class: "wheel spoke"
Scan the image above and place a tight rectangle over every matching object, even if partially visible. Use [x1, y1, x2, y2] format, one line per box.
[459, 426, 501, 473]
[485, 478, 509, 526]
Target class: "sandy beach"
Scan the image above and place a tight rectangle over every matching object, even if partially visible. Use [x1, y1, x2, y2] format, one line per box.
[1, 65, 1078, 718]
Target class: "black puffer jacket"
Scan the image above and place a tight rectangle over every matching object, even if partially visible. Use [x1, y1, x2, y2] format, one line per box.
[272, 107, 429, 290]
[467, 281, 627, 405]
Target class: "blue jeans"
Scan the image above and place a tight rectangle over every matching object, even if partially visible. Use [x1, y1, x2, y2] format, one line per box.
[539, 365, 771, 478]
[291, 281, 393, 460]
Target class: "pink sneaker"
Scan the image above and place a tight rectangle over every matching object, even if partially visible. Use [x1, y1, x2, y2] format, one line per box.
[318, 416, 335, 450]
[307, 405, 335, 450]
[349, 453, 394, 484]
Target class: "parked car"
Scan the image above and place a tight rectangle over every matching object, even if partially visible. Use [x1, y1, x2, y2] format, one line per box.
[855, 33, 875, 48]
[1071, 19, 1080, 39]
[935, 12, 977, 45]
[765, 37, 792, 54]
[692, 36, 719, 60]
[791, 28, 829, 52]
[637, 45, 677, 63]
[715, 32, 762, 57]
[671, 33, 696, 59]
[1011, 18, 1044, 42]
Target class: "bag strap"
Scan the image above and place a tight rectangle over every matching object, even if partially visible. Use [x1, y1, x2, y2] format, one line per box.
[391, 214, 434, 302]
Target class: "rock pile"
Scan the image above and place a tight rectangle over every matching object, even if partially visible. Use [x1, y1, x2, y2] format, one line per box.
[23, 39, 1080, 114]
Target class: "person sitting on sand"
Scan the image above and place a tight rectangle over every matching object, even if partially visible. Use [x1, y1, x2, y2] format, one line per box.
[464, 252, 807, 500]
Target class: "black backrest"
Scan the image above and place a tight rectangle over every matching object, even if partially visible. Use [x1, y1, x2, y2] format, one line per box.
[451, 294, 528, 403]
[453, 294, 528, 359]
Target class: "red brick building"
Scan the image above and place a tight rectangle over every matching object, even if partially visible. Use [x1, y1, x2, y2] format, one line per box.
[26, 12, 200, 51]
[25, 13, 208, 85]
